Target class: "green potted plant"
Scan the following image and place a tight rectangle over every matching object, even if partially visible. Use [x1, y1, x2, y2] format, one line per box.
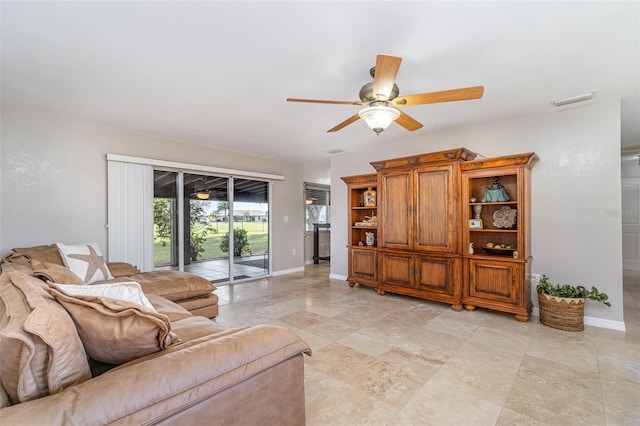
[536, 275, 611, 331]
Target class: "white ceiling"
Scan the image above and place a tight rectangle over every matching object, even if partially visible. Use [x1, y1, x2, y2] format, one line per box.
[2, 1, 638, 167]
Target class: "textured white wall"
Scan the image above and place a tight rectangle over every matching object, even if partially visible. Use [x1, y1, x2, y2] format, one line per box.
[0, 106, 304, 273]
[331, 99, 624, 325]
[621, 157, 640, 178]
[303, 163, 330, 185]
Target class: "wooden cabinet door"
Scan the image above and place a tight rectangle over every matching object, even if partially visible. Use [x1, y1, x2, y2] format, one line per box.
[379, 251, 413, 288]
[468, 259, 518, 304]
[415, 255, 454, 296]
[379, 170, 413, 250]
[414, 165, 455, 253]
[349, 248, 377, 282]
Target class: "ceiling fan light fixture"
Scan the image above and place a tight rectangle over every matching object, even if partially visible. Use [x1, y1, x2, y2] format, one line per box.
[358, 105, 401, 134]
[288, 55, 481, 134]
[195, 191, 210, 200]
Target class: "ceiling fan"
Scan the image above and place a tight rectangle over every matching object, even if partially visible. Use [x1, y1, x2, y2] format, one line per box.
[287, 54, 484, 135]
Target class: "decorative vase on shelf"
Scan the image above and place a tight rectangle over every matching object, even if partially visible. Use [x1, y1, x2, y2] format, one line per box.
[363, 188, 376, 207]
[365, 232, 375, 247]
[473, 204, 483, 219]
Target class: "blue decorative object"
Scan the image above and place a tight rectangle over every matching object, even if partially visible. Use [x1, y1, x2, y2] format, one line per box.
[482, 177, 510, 202]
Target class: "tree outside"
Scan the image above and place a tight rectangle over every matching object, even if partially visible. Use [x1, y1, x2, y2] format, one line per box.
[154, 198, 268, 265]
[188, 201, 217, 261]
[154, 198, 172, 247]
[219, 228, 250, 257]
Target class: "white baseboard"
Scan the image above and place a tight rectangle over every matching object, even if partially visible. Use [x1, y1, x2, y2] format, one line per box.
[583, 316, 627, 331]
[531, 308, 626, 331]
[329, 273, 347, 281]
[271, 266, 304, 276]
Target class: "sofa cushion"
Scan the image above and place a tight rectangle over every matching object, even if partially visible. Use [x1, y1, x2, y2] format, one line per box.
[32, 260, 84, 285]
[121, 271, 216, 302]
[52, 282, 156, 311]
[0, 273, 91, 404]
[12, 244, 64, 266]
[170, 316, 229, 342]
[146, 294, 193, 322]
[46, 285, 179, 364]
[106, 262, 141, 278]
[177, 294, 219, 318]
[177, 293, 219, 310]
[56, 242, 113, 284]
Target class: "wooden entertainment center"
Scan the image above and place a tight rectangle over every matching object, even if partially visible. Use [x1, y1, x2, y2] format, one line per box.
[341, 148, 538, 322]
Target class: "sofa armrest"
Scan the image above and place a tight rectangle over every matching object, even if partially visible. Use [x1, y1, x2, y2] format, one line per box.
[106, 262, 141, 278]
[0, 325, 311, 426]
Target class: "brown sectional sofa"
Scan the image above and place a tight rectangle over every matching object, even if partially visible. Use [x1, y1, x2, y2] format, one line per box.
[1, 244, 219, 318]
[0, 246, 311, 425]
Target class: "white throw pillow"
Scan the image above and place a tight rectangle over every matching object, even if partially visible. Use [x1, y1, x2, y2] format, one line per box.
[56, 242, 113, 284]
[51, 282, 156, 311]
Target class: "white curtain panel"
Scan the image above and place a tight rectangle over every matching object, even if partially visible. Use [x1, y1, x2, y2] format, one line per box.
[107, 161, 154, 271]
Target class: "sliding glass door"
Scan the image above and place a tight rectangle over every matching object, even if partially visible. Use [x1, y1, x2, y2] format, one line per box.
[232, 178, 269, 280]
[153, 170, 269, 284]
[153, 170, 179, 269]
[183, 173, 230, 283]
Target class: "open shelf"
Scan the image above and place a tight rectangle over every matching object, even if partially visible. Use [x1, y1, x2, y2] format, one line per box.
[460, 152, 538, 321]
[341, 173, 380, 287]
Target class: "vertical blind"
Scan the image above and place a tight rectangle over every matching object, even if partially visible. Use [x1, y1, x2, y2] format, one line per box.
[107, 161, 154, 271]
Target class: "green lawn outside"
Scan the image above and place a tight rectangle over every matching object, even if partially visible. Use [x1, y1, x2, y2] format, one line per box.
[154, 221, 268, 265]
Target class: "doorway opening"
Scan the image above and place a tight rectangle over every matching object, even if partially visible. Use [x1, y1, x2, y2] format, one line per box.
[304, 183, 331, 264]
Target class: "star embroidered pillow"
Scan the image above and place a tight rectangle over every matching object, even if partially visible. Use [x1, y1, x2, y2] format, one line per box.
[56, 242, 113, 284]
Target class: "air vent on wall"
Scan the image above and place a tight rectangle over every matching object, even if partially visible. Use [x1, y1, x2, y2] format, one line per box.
[551, 91, 596, 107]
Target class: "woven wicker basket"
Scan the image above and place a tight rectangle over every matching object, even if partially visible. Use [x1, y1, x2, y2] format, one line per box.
[538, 291, 585, 332]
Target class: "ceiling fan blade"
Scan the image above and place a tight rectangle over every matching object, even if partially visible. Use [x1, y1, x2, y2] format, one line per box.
[327, 113, 361, 133]
[395, 110, 423, 132]
[287, 98, 364, 105]
[372, 54, 402, 101]
[392, 86, 484, 107]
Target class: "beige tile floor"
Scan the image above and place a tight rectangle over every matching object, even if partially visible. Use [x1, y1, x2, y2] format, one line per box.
[214, 265, 640, 426]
